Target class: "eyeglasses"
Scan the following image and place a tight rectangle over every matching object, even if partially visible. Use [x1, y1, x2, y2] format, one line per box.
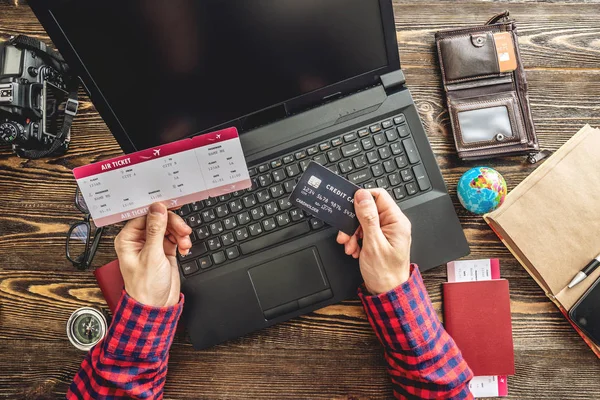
[66, 187, 105, 269]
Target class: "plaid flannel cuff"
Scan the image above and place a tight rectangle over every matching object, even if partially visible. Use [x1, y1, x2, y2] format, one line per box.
[359, 265, 442, 352]
[104, 290, 184, 360]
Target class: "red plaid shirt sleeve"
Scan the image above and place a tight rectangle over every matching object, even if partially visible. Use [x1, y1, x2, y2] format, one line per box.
[67, 290, 183, 399]
[359, 265, 474, 400]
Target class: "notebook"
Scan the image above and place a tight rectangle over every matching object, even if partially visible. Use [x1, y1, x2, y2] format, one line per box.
[443, 279, 515, 376]
[484, 124, 600, 357]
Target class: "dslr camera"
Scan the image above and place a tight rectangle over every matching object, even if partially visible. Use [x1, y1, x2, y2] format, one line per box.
[0, 35, 78, 158]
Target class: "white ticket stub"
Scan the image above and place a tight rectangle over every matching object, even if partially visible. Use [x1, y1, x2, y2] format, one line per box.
[73, 127, 251, 227]
[447, 258, 507, 398]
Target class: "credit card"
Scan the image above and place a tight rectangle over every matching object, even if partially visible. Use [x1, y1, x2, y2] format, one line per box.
[289, 161, 360, 235]
[73, 127, 251, 227]
[493, 32, 517, 73]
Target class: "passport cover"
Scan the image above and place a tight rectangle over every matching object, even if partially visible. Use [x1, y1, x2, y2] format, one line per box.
[443, 279, 515, 376]
[93, 259, 124, 314]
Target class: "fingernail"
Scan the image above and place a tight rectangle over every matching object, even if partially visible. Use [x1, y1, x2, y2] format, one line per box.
[149, 203, 167, 215]
[355, 189, 373, 205]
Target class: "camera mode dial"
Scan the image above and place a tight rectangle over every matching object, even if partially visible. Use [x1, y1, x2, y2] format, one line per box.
[0, 121, 24, 144]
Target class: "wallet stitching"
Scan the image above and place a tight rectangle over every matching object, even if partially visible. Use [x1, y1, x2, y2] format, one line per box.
[449, 93, 527, 150]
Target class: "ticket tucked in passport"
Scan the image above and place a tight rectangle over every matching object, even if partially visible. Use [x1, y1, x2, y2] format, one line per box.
[73, 127, 251, 227]
[289, 161, 361, 235]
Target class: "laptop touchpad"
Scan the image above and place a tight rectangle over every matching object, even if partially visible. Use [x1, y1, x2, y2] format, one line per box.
[248, 247, 331, 319]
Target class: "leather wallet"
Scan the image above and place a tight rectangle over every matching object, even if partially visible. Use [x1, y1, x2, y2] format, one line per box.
[435, 11, 540, 161]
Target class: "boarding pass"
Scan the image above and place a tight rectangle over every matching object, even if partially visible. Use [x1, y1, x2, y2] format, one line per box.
[73, 127, 251, 227]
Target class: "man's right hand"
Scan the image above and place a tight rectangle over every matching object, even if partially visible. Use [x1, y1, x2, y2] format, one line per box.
[337, 189, 412, 295]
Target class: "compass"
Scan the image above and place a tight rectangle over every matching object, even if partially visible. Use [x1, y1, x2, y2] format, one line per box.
[67, 307, 108, 351]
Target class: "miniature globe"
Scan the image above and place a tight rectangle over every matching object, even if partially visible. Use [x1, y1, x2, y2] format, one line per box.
[457, 167, 507, 215]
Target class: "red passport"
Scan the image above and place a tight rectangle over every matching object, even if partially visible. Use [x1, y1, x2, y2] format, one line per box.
[443, 279, 515, 376]
[93, 259, 125, 314]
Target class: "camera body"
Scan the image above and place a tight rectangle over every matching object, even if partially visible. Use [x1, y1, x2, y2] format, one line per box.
[0, 37, 73, 156]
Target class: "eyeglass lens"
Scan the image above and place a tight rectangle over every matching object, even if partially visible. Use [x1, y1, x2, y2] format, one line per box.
[68, 223, 90, 263]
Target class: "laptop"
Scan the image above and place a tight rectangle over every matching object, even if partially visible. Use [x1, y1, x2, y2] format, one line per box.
[30, 0, 470, 349]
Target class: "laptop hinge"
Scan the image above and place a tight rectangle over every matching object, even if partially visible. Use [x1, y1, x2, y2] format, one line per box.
[380, 70, 406, 93]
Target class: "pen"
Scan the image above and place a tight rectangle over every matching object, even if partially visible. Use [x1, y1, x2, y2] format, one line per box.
[568, 253, 600, 289]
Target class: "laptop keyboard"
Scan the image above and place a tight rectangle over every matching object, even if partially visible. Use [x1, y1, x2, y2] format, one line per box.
[176, 114, 432, 277]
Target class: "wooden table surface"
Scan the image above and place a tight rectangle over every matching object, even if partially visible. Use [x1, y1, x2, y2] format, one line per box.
[1, 1, 599, 399]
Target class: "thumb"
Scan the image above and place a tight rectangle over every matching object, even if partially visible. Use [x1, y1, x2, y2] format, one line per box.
[354, 190, 384, 240]
[144, 203, 168, 252]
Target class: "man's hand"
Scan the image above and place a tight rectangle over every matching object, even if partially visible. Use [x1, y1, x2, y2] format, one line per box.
[337, 189, 412, 295]
[114, 203, 193, 307]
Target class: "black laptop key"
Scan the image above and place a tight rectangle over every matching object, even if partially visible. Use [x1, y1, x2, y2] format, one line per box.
[344, 132, 357, 142]
[327, 164, 340, 175]
[319, 142, 331, 151]
[187, 214, 201, 228]
[382, 120, 393, 129]
[285, 164, 300, 178]
[178, 241, 208, 261]
[331, 137, 343, 147]
[369, 124, 382, 133]
[397, 124, 411, 138]
[358, 128, 369, 137]
[201, 209, 216, 223]
[196, 226, 210, 240]
[243, 194, 257, 208]
[383, 160, 396, 173]
[271, 159, 283, 169]
[181, 261, 199, 276]
[226, 247, 240, 260]
[378, 146, 391, 160]
[390, 143, 403, 155]
[307, 145, 319, 156]
[401, 169, 414, 182]
[373, 133, 386, 146]
[300, 160, 310, 171]
[406, 182, 418, 195]
[235, 227, 249, 241]
[215, 205, 229, 218]
[272, 169, 286, 182]
[413, 164, 432, 191]
[256, 190, 271, 203]
[283, 180, 296, 194]
[198, 256, 212, 270]
[283, 155, 295, 164]
[395, 155, 408, 169]
[366, 151, 379, 164]
[248, 167, 258, 177]
[228, 199, 243, 213]
[259, 174, 273, 187]
[389, 173, 402, 186]
[251, 206, 265, 220]
[361, 138, 374, 151]
[371, 164, 384, 177]
[213, 251, 226, 265]
[290, 208, 303, 221]
[219, 194, 232, 202]
[263, 218, 276, 232]
[394, 114, 406, 125]
[258, 164, 269, 173]
[221, 232, 235, 246]
[270, 184, 284, 198]
[393, 186, 407, 200]
[249, 223, 263, 236]
[341, 143, 361, 158]
[278, 198, 292, 210]
[223, 217, 237, 230]
[353, 155, 367, 169]
[210, 221, 224, 235]
[327, 149, 342, 163]
[339, 160, 354, 174]
[310, 218, 325, 230]
[237, 211, 251, 225]
[376, 178, 389, 189]
[241, 221, 311, 255]
[313, 154, 328, 165]
[177, 204, 191, 217]
[364, 181, 376, 189]
[347, 169, 372, 185]
[205, 197, 218, 207]
[276, 212, 291, 226]
[385, 129, 399, 142]
[264, 202, 279, 216]
[402, 139, 420, 164]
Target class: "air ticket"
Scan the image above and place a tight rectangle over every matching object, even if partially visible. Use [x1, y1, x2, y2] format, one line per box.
[73, 127, 251, 227]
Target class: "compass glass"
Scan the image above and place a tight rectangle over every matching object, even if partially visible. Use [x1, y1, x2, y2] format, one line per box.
[72, 313, 102, 344]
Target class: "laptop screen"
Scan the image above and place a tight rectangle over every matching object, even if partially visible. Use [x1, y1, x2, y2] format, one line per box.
[50, 1, 390, 150]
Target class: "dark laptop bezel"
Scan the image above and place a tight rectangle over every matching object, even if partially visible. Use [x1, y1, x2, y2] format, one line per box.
[28, 0, 402, 154]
